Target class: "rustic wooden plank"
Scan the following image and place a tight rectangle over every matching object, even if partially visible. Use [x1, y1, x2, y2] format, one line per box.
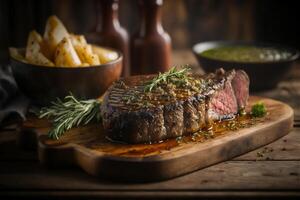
[0, 131, 37, 161]
[0, 129, 299, 164]
[1, 129, 299, 163]
[0, 160, 299, 190]
[15, 97, 293, 181]
[1, 190, 300, 199]
[235, 128, 300, 161]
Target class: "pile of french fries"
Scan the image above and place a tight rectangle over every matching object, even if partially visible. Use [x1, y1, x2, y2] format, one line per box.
[9, 15, 118, 67]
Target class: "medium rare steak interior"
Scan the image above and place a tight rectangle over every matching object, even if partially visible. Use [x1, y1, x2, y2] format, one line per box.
[101, 68, 249, 144]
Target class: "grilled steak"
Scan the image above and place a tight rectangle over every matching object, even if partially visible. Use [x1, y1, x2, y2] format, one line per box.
[101, 68, 249, 144]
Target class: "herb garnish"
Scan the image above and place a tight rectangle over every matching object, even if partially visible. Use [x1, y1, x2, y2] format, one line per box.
[251, 101, 267, 117]
[144, 66, 191, 92]
[38, 94, 101, 139]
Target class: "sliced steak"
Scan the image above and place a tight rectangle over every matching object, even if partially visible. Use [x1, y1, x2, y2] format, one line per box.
[208, 69, 238, 121]
[231, 70, 250, 109]
[101, 68, 249, 144]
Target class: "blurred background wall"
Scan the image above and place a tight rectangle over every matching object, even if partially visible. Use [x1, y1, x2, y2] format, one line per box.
[0, 0, 299, 64]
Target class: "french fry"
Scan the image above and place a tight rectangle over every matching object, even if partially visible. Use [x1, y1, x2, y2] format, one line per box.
[70, 34, 87, 46]
[74, 44, 100, 66]
[92, 46, 118, 64]
[69, 34, 100, 66]
[80, 63, 90, 67]
[54, 37, 82, 67]
[9, 47, 27, 63]
[43, 15, 69, 60]
[25, 30, 54, 66]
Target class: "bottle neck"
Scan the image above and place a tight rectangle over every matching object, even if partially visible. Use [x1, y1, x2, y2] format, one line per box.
[139, 1, 164, 36]
[97, 0, 120, 32]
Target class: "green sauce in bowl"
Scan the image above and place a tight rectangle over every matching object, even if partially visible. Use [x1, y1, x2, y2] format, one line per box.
[200, 46, 292, 63]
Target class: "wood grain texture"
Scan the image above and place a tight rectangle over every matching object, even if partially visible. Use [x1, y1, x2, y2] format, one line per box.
[0, 160, 299, 189]
[3, 129, 300, 162]
[17, 96, 294, 182]
[235, 128, 300, 161]
[0, 161, 299, 198]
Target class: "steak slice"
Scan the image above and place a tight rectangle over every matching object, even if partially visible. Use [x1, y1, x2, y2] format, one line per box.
[101, 68, 249, 144]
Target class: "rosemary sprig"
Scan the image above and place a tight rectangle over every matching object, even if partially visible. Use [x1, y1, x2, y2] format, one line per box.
[144, 66, 191, 92]
[38, 94, 101, 139]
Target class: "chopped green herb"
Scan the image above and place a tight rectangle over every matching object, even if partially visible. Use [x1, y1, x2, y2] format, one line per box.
[251, 101, 267, 117]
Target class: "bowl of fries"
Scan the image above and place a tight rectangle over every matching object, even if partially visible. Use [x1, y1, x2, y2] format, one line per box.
[9, 16, 122, 105]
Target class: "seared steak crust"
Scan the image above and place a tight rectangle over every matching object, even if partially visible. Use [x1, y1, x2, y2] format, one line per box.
[101, 68, 249, 144]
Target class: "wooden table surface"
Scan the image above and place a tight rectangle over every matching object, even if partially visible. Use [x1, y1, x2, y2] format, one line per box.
[0, 51, 300, 199]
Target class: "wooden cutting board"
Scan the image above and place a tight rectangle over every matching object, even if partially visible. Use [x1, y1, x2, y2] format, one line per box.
[18, 96, 293, 182]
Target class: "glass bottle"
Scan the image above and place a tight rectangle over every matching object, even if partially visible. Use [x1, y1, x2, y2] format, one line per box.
[131, 0, 171, 75]
[87, 0, 130, 77]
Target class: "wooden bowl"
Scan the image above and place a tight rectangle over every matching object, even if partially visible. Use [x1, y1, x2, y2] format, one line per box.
[10, 46, 122, 105]
[193, 41, 299, 91]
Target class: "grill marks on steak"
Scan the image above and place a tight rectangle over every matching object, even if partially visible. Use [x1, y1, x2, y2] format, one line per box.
[101, 68, 249, 144]
[164, 102, 184, 138]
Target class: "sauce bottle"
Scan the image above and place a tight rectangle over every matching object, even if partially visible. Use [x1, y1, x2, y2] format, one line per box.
[87, 0, 130, 77]
[131, 0, 171, 75]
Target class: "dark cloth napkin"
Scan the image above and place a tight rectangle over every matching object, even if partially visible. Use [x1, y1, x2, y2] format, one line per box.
[0, 65, 29, 125]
